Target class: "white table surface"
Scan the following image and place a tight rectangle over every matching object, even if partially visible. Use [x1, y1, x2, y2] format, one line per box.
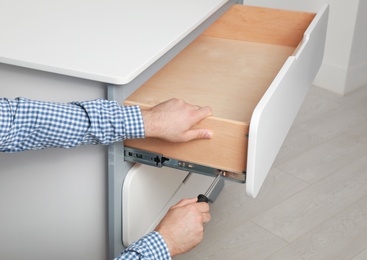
[0, 0, 228, 85]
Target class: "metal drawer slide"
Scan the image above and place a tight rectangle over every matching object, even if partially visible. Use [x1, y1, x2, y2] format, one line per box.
[124, 146, 246, 183]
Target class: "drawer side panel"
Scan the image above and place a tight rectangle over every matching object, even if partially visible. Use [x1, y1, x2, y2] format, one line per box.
[125, 116, 248, 174]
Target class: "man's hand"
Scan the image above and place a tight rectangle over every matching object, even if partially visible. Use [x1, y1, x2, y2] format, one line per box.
[141, 98, 212, 142]
[155, 198, 211, 257]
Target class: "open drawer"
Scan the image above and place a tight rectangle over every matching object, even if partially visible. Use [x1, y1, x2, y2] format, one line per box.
[124, 4, 329, 198]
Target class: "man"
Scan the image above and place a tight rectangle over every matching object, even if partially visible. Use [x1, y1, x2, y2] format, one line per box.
[0, 97, 213, 259]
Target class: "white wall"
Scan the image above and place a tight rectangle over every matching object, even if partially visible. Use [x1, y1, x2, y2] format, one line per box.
[245, 0, 367, 95]
[345, 0, 367, 94]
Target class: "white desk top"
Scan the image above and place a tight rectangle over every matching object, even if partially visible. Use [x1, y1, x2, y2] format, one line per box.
[0, 0, 228, 84]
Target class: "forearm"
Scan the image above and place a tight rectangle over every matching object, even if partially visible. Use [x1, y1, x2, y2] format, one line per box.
[0, 98, 144, 152]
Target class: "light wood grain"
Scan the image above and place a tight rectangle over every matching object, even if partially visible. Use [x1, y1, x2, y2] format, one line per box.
[125, 116, 249, 174]
[252, 155, 367, 242]
[296, 105, 367, 140]
[277, 134, 367, 184]
[267, 195, 367, 259]
[124, 6, 302, 174]
[352, 248, 367, 260]
[293, 89, 340, 125]
[205, 168, 308, 230]
[202, 5, 315, 47]
[273, 127, 325, 167]
[176, 222, 287, 260]
[175, 168, 307, 260]
[125, 37, 294, 123]
[175, 85, 367, 259]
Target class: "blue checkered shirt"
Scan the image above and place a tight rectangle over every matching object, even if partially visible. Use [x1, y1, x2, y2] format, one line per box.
[116, 231, 171, 260]
[0, 97, 146, 152]
[0, 97, 171, 259]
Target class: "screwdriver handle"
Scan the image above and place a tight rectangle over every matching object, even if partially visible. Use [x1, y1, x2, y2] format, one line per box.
[197, 194, 209, 203]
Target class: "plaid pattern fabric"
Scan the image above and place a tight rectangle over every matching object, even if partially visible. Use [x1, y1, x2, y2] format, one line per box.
[0, 97, 145, 152]
[116, 231, 171, 260]
[1, 98, 171, 258]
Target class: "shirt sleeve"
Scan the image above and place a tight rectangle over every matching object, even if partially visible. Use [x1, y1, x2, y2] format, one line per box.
[0, 97, 145, 152]
[115, 231, 171, 260]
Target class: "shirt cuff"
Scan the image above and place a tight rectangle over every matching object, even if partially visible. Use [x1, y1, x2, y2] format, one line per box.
[122, 105, 145, 139]
[120, 231, 171, 260]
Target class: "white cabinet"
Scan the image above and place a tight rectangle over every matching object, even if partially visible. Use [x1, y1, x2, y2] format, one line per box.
[0, 1, 237, 259]
[0, 1, 328, 259]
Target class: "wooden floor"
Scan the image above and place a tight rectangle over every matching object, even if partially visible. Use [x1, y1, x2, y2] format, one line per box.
[175, 85, 367, 260]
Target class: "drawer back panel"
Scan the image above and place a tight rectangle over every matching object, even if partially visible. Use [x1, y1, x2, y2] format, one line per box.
[202, 5, 316, 47]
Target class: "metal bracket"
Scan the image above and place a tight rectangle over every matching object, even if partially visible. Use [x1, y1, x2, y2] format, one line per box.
[124, 147, 246, 183]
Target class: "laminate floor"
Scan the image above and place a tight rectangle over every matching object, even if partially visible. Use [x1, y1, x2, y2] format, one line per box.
[175, 85, 367, 260]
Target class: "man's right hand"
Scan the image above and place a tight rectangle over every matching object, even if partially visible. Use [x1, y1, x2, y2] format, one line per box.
[154, 198, 211, 257]
[141, 98, 213, 143]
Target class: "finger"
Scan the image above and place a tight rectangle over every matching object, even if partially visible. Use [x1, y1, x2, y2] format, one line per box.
[196, 201, 210, 213]
[187, 104, 201, 111]
[195, 106, 213, 119]
[183, 129, 212, 141]
[202, 212, 211, 223]
[172, 198, 197, 208]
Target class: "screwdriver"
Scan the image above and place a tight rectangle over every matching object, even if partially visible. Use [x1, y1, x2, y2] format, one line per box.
[197, 175, 222, 203]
